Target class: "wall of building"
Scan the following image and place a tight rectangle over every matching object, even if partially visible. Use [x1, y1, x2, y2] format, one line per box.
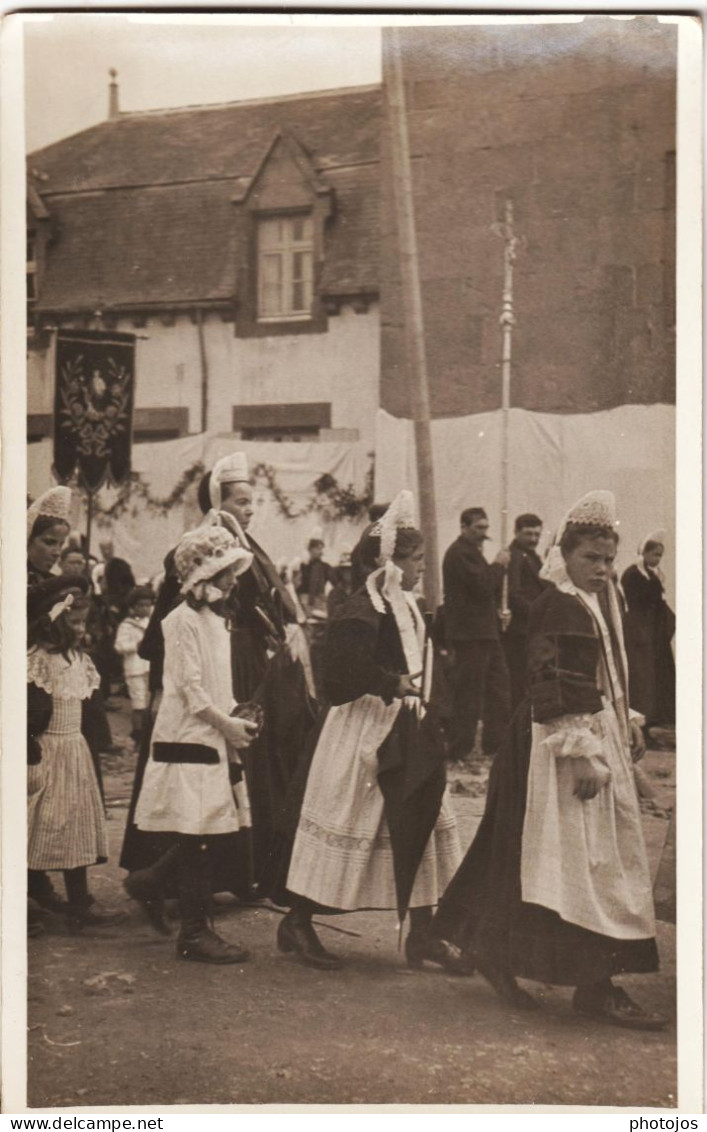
[27, 301, 379, 446]
[380, 18, 676, 418]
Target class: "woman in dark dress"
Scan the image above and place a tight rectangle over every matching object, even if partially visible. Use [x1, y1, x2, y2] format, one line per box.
[278, 491, 462, 971]
[432, 492, 665, 1031]
[621, 532, 675, 733]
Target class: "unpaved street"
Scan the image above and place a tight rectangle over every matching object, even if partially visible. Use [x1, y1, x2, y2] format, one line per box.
[28, 700, 676, 1110]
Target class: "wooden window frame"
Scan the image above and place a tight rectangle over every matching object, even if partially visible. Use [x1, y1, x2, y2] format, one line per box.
[257, 213, 315, 323]
[235, 200, 331, 339]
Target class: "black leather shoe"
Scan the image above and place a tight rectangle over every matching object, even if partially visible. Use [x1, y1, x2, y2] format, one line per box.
[405, 931, 475, 976]
[67, 903, 128, 931]
[177, 928, 250, 965]
[573, 984, 667, 1031]
[277, 913, 342, 970]
[475, 958, 538, 1010]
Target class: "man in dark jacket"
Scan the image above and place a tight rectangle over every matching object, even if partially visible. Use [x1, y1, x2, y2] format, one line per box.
[443, 507, 511, 762]
[503, 513, 550, 711]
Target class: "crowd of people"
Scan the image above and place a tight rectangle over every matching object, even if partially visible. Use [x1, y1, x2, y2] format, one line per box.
[26, 458, 676, 1033]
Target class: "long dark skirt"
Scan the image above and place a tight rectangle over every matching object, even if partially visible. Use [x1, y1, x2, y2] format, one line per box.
[625, 609, 676, 726]
[246, 646, 321, 904]
[432, 701, 659, 987]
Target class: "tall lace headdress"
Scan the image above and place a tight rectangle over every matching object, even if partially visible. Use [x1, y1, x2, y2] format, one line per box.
[27, 486, 72, 542]
[540, 490, 617, 586]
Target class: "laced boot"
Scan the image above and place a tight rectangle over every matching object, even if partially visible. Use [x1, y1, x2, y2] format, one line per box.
[176, 842, 250, 965]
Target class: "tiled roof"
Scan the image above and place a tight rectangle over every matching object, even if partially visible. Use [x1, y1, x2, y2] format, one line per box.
[30, 85, 380, 312]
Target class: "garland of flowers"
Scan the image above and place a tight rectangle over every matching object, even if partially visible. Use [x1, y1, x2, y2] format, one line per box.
[91, 457, 374, 525]
[251, 460, 374, 521]
[93, 461, 206, 525]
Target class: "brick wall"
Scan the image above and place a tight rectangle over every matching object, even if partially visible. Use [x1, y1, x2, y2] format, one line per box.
[380, 18, 676, 417]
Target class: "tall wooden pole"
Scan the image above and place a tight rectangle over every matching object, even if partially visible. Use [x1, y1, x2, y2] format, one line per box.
[384, 29, 440, 610]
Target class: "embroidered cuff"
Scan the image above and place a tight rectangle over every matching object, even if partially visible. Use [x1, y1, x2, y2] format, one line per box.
[538, 713, 604, 761]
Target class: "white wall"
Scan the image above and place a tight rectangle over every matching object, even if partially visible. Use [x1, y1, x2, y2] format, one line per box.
[27, 302, 380, 447]
[375, 404, 676, 607]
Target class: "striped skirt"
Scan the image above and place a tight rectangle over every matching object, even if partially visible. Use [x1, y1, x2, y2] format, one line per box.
[28, 697, 108, 870]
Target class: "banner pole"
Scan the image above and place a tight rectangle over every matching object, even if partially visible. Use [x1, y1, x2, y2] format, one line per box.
[85, 488, 94, 558]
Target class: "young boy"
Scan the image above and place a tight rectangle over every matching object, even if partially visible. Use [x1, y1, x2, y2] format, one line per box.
[115, 587, 153, 745]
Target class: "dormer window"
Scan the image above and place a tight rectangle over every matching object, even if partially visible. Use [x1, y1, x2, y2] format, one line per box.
[233, 131, 332, 338]
[258, 214, 314, 321]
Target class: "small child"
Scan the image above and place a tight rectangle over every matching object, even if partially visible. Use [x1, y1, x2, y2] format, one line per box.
[134, 525, 258, 964]
[27, 576, 126, 930]
[115, 586, 153, 745]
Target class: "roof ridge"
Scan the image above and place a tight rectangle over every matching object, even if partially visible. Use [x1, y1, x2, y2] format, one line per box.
[37, 158, 379, 198]
[117, 81, 381, 121]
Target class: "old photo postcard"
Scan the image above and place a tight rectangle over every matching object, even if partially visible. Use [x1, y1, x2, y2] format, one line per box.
[1, 9, 702, 1116]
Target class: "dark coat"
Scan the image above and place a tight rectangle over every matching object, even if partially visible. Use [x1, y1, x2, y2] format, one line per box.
[526, 586, 605, 722]
[323, 589, 407, 706]
[443, 536, 503, 642]
[298, 559, 338, 604]
[621, 564, 675, 724]
[506, 540, 549, 637]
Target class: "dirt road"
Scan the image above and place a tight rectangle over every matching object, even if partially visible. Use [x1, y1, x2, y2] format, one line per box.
[27, 701, 676, 1110]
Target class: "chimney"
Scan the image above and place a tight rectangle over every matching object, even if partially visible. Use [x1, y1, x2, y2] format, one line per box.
[108, 69, 119, 120]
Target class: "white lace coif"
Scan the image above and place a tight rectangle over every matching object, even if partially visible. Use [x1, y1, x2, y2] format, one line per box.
[541, 490, 618, 586]
[564, 490, 617, 532]
[371, 490, 417, 563]
[638, 528, 667, 555]
[27, 486, 72, 541]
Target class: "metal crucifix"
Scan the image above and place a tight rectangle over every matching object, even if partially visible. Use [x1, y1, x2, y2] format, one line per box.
[494, 198, 521, 629]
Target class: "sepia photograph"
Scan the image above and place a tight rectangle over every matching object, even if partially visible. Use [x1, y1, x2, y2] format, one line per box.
[2, 9, 702, 1114]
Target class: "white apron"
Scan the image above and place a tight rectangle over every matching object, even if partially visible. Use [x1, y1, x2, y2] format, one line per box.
[287, 574, 461, 911]
[520, 588, 655, 940]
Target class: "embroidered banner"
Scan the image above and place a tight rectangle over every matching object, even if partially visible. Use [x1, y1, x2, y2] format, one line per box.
[54, 329, 135, 492]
